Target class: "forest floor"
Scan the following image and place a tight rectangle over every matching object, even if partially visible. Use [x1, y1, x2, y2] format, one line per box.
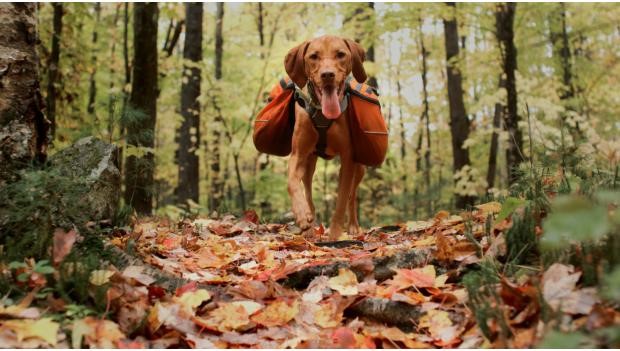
[2, 202, 617, 348]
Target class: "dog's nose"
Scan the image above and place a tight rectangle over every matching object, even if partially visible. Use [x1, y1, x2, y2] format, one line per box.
[320, 71, 335, 80]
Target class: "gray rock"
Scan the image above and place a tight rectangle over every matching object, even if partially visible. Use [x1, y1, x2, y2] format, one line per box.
[49, 136, 120, 221]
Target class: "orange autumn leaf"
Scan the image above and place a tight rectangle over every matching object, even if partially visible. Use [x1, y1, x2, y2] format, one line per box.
[250, 299, 299, 327]
[332, 327, 376, 348]
[390, 265, 436, 291]
[193, 301, 257, 332]
[52, 228, 78, 266]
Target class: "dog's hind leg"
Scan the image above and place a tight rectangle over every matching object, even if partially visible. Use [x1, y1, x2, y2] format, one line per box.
[347, 163, 365, 235]
[302, 153, 318, 222]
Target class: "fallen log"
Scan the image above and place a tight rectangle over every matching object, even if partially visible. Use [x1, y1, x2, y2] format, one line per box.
[345, 297, 423, 332]
[280, 248, 436, 289]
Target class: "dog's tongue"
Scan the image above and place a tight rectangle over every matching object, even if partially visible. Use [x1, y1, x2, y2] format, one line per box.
[321, 88, 341, 119]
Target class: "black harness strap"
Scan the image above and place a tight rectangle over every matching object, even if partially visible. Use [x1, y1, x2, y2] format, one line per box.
[294, 81, 349, 159]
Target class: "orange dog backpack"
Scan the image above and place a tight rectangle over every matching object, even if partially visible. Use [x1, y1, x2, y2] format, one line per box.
[345, 79, 388, 167]
[253, 77, 296, 156]
[253, 76, 388, 167]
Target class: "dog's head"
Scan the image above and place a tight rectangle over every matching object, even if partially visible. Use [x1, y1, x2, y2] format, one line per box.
[285, 35, 367, 119]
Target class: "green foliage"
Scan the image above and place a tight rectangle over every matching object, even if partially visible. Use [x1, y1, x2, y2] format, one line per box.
[0, 167, 91, 262]
[538, 330, 595, 349]
[601, 266, 620, 303]
[462, 259, 510, 341]
[497, 197, 527, 222]
[540, 194, 612, 250]
[505, 206, 538, 268]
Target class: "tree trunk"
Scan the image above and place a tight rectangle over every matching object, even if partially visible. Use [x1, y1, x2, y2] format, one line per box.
[550, 3, 574, 102]
[549, 2, 582, 148]
[209, 2, 225, 212]
[86, 2, 101, 118]
[46, 3, 62, 140]
[443, 2, 474, 209]
[163, 20, 184, 58]
[107, 4, 121, 143]
[0, 3, 50, 185]
[123, 3, 158, 215]
[495, 2, 524, 185]
[254, 3, 268, 174]
[117, 2, 130, 179]
[486, 76, 505, 191]
[419, 16, 432, 216]
[123, 3, 130, 93]
[176, 2, 202, 206]
[257, 3, 264, 48]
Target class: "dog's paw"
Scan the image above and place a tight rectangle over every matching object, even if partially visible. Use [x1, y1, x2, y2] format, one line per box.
[348, 224, 362, 236]
[327, 225, 344, 241]
[296, 212, 314, 231]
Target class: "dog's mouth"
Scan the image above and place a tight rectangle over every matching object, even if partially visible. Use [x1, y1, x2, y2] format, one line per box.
[314, 82, 345, 119]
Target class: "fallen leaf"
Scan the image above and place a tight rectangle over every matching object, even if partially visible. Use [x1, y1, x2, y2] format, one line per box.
[389, 265, 436, 292]
[331, 326, 375, 348]
[72, 317, 126, 348]
[303, 276, 330, 303]
[194, 302, 253, 332]
[2, 318, 59, 346]
[560, 287, 599, 315]
[89, 270, 115, 286]
[52, 228, 78, 265]
[419, 310, 455, 342]
[243, 210, 260, 224]
[542, 263, 581, 311]
[175, 289, 211, 314]
[476, 201, 502, 215]
[175, 281, 198, 297]
[328, 268, 359, 296]
[122, 265, 156, 286]
[251, 299, 299, 327]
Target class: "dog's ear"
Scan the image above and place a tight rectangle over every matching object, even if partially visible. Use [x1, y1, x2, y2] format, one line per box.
[344, 38, 367, 83]
[285, 41, 310, 88]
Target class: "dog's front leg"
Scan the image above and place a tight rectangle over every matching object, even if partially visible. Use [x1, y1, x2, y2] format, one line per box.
[288, 152, 314, 231]
[328, 154, 355, 240]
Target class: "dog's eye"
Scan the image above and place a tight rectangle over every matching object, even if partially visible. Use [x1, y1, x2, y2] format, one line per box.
[309, 53, 319, 60]
[336, 51, 346, 59]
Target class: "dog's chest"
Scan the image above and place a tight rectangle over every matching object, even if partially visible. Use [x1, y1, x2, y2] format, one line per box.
[323, 115, 351, 157]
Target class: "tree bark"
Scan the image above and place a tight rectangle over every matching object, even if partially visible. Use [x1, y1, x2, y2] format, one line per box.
[164, 20, 184, 58]
[46, 3, 62, 140]
[107, 4, 121, 143]
[550, 3, 575, 102]
[176, 2, 202, 206]
[486, 76, 505, 191]
[495, 3, 524, 185]
[86, 2, 101, 117]
[443, 2, 474, 209]
[124, 2, 158, 215]
[209, 2, 225, 212]
[487, 76, 506, 191]
[418, 15, 432, 216]
[257, 3, 264, 48]
[0, 3, 50, 185]
[123, 3, 130, 93]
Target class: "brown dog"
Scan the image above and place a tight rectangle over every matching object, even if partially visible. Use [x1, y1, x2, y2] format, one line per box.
[284, 35, 368, 241]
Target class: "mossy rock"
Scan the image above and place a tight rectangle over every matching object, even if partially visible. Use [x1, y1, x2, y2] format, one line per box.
[50, 137, 120, 221]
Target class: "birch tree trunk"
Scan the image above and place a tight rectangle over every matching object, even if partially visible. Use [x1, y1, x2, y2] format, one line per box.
[0, 3, 50, 185]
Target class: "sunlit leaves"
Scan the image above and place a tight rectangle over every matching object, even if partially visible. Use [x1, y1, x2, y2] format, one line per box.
[2, 318, 59, 347]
